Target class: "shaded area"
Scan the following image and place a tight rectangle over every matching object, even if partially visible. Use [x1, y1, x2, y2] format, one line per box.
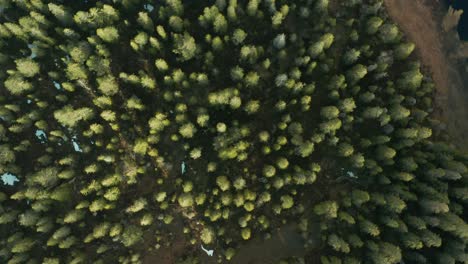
[228, 225, 310, 264]
[446, 0, 468, 40]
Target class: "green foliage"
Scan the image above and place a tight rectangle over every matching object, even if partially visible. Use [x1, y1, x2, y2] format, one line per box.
[15, 58, 40, 77]
[137, 12, 154, 31]
[97, 75, 119, 96]
[321, 106, 340, 119]
[263, 165, 276, 178]
[280, 195, 294, 209]
[314, 201, 338, 219]
[179, 123, 197, 138]
[155, 59, 169, 71]
[338, 143, 354, 157]
[343, 49, 360, 66]
[216, 175, 231, 191]
[96, 27, 119, 43]
[48, 3, 73, 25]
[241, 228, 251, 240]
[178, 193, 194, 207]
[54, 106, 94, 128]
[346, 64, 367, 84]
[379, 23, 400, 43]
[233, 29, 247, 45]
[120, 225, 142, 247]
[366, 16, 383, 35]
[12, 238, 35, 253]
[0, 1, 466, 263]
[368, 242, 402, 264]
[395, 43, 415, 60]
[327, 234, 350, 253]
[66, 63, 88, 80]
[4, 75, 33, 95]
[398, 66, 423, 91]
[200, 227, 215, 244]
[173, 33, 197, 61]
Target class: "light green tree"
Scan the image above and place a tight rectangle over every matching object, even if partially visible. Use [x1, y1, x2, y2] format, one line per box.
[97, 27, 119, 43]
[178, 193, 194, 207]
[173, 33, 197, 61]
[200, 227, 215, 244]
[216, 176, 231, 191]
[314, 201, 338, 219]
[16, 58, 40, 77]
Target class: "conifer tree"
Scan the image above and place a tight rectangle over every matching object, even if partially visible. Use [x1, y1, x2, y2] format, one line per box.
[0, 1, 466, 263]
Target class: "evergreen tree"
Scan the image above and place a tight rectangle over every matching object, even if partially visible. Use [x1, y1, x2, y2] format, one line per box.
[0, 1, 466, 263]
[395, 43, 415, 60]
[97, 27, 119, 43]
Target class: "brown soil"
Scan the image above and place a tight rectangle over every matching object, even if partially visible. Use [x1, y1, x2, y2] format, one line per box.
[384, 0, 468, 150]
[142, 223, 310, 264]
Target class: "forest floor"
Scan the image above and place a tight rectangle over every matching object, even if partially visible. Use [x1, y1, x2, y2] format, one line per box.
[384, 0, 468, 150]
[142, 221, 312, 264]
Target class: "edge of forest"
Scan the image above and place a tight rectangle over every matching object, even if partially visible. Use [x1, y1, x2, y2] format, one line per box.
[384, 0, 468, 150]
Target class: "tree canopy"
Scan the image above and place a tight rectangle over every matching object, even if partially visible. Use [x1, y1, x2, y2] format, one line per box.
[0, 0, 467, 263]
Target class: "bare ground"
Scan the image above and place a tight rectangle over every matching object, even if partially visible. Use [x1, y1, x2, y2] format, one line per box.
[384, 0, 468, 150]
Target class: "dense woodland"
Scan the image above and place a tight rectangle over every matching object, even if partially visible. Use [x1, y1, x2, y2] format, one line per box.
[0, 0, 467, 263]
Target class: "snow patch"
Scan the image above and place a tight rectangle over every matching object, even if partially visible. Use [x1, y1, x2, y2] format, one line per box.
[1, 173, 19, 186]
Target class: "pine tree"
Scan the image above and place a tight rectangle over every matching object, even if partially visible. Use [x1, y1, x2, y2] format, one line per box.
[280, 195, 294, 209]
[179, 123, 197, 138]
[314, 201, 339, 219]
[343, 48, 361, 65]
[263, 165, 276, 178]
[346, 64, 367, 84]
[216, 175, 231, 191]
[54, 106, 94, 128]
[169, 16, 184, 32]
[214, 14, 228, 33]
[11, 238, 35, 253]
[241, 228, 251, 240]
[273, 34, 286, 49]
[327, 233, 350, 253]
[366, 16, 383, 35]
[15, 58, 40, 77]
[368, 242, 402, 264]
[96, 27, 119, 43]
[4, 75, 33, 95]
[379, 23, 400, 43]
[178, 193, 194, 207]
[173, 33, 197, 61]
[398, 66, 423, 91]
[48, 4, 73, 25]
[321, 106, 340, 120]
[201, 227, 215, 244]
[0, 1, 466, 263]
[137, 12, 154, 31]
[395, 43, 415, 60]
[120, 225, 143, 247]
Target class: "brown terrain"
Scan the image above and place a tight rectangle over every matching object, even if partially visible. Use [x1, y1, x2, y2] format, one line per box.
[384, 0, 468, 150]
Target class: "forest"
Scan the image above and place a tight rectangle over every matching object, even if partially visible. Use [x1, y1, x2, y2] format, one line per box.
[0, 0, 467, 263]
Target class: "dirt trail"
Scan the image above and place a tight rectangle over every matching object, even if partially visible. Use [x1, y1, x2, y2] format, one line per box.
[384, 0, 468, 150]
